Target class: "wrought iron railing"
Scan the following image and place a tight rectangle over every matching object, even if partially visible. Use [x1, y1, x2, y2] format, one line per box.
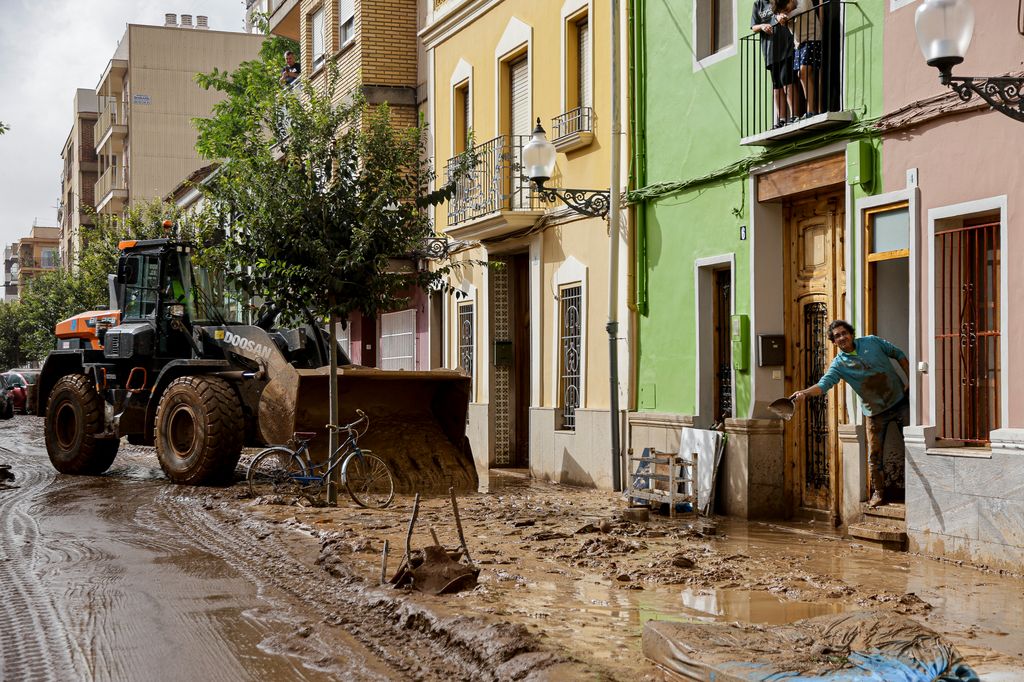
[552, 106, 593, 141]
[740, 0, 850, 139]
[935, 221, 1001, 443]
[444, 134, 547, 226]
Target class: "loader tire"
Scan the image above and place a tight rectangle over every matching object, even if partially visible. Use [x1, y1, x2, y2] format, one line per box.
[155, 376, 243, 486]
[44, 374, 119, 475]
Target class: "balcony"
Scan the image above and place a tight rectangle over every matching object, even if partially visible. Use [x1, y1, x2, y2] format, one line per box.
[94, 99, 127, 151]
[444, 134, 549, 240]
[552, 106, 594, 153]
[95, 166, 127, 213]
[267, 0, 300, 40]
[739, 0, 856, 145]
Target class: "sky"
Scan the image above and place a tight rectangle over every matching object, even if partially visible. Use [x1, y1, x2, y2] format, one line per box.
[0, 0, 249, 250]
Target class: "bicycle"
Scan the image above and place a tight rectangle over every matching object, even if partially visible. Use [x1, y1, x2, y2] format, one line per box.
[246, 409, 395, 508]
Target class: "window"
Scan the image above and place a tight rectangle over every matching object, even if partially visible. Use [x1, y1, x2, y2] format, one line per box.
[864, 204, 910, 344]
[576, 16, 591, 109]
[454, 82, 470, 154]
[310, 7, 326, 71]
[695, 0, 733, 61]
[457, 301, 474, 378]
[559, 283, 582, 430]
[339, 0, 355, 46]
[123, 254, 161, 320]
[935, 219, 1001, 443]
[380, 309, 416, 371]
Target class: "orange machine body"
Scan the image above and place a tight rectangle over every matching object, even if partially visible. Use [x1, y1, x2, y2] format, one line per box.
[54, 310, 121, 350]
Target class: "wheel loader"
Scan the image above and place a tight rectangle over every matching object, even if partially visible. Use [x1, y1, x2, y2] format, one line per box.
[39, 237, 476, 492]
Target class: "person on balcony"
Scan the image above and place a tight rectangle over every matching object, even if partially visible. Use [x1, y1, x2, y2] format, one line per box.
[790, 320, 911, 508]
[792, 0, 823, 119]
[751, 0, 799, 128]
[280, 51, 301, 87]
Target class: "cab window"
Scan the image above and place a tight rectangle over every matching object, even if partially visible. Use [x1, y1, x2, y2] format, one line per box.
[123, 254, 161, 319]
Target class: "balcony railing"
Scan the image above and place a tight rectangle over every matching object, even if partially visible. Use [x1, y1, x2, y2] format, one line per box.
[95, 166, 125, 203]
[445, 134, 548, 227]
[552, 106, 594, 153]
[94, 99, 124, 145]
[740, 0, 854, 142]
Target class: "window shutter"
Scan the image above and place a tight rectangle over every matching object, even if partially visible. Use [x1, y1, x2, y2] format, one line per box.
[463, 86, 471, 142]
[577, 18, 591, 108]
[380, 309, 417, 371]
[339, 0, 355, 43]
[312, 8, 325, 64]
[715, 0, 733, 55]
[509, 57, 530, 137]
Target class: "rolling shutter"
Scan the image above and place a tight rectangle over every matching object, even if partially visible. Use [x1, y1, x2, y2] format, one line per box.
[379, 309, 416, 371]
[509, 57, 530, 136]
[578, 19, 591, 108]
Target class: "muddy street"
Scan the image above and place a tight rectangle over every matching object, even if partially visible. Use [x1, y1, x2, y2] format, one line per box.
[0, 417, 577, 681]
[3, 415, 1024, 680]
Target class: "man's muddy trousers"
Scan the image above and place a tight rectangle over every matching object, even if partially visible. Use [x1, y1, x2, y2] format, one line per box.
[865, 394, 910, 495]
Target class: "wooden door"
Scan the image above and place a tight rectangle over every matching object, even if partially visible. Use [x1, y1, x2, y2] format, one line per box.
[784, 194, 847, 513]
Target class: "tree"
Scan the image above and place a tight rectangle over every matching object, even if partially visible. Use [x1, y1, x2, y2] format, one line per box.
[0, 122, 9, 135]
[194, 35, 475, 500]
[195, 48, 472, 326]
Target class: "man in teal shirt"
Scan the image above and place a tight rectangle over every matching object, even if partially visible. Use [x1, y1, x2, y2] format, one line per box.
[791, 320, 910, 507]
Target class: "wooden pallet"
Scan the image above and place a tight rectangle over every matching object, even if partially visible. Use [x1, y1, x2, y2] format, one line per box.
[627, 447, 698, 518]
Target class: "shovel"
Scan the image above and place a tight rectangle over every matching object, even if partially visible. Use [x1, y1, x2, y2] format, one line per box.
[769, 397, 796, 420]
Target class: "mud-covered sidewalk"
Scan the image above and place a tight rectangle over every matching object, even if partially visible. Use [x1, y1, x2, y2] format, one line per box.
[239, 470, 1024, 679]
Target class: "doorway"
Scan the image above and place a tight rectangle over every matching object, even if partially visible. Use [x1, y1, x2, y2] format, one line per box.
[713, 268, 733, 425]
[784, 193, 847, 513]
[492, 253, 531, 469]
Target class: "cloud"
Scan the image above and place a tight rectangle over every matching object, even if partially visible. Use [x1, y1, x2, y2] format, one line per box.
[0, 0, 245, 249]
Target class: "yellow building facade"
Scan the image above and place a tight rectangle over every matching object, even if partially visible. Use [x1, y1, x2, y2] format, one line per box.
[423, 0, 629, 488]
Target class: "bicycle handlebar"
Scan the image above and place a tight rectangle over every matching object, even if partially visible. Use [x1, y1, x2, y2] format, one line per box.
[325, 409, 370, 439]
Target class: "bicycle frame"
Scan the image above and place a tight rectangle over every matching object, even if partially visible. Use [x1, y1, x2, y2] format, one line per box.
[290, 416, 369, 486]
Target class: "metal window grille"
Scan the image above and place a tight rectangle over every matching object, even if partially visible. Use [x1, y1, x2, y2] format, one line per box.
[803, 302, 830, 489]
[380, 309, 416, 371]
[936, 221, 1001, 443]
[552, 106, 593, 140]
[559, 284, 582, 430]
[458, 302, 474, 379]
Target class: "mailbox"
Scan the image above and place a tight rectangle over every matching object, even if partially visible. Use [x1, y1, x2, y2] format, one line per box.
[758, 335, 786, 367]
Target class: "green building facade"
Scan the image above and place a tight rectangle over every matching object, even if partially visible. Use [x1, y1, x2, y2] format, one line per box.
[627, 0, 886, 524]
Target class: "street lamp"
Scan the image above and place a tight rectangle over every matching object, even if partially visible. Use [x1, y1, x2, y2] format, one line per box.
[914, 0, 1024, 122]
[522, 119, 611, 218]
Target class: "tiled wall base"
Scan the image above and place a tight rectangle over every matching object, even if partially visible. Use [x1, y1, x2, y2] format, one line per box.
[905, 426, 1024, 571]
[530, 407, 619, 489]
[720, 419, 785, 519]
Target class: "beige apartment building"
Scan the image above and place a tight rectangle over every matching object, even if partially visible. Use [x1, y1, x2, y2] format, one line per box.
[6, 226, 61, 298]
[92, 15, 263, 218]
[58, 89, 99, 268]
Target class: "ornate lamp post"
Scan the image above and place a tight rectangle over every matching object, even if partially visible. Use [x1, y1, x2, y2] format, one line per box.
[521, 119, 611, 218]
[915, 0, 1024, 122]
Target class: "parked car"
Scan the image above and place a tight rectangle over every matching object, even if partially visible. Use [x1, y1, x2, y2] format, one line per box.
[3, 370, 39, 415]
[0, 375, 14, 420]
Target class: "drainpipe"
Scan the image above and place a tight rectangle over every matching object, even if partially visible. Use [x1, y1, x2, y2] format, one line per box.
[609, 0, 623, 492]
[629, 0, 648, 316]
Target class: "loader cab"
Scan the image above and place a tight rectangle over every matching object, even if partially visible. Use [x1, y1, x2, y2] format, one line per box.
[115, 240, 197, 360]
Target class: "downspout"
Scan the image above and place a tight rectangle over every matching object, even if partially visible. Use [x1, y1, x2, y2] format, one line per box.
[609, 0, 623, 491]
[629, 0, 648, 317]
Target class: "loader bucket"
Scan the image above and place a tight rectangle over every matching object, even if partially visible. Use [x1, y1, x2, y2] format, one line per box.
[257, 366, 476, 494]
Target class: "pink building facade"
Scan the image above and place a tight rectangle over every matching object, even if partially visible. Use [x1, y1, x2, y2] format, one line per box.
[870, 1, 1024, 569]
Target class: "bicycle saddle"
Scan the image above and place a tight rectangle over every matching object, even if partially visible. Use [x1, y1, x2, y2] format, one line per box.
[293, 431, 317, 441]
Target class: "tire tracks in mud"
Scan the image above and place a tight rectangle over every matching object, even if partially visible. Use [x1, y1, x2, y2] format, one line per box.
[159, 490, 573, 681]
[0, 432, 87, 681]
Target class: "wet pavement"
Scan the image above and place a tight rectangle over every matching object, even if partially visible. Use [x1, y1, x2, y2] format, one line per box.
[2, 415, 1022, 679]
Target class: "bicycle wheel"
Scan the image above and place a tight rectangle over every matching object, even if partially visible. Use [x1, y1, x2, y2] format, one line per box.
[247, 447, 308, 500]
[342, 450, 395, 509]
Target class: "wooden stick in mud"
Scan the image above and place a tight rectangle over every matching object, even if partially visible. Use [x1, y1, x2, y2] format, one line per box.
[405, 492, 420, 565]
[380, 539, 389, 585]
[449, 486, 472, 565]
[429, 527, 441, 547]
